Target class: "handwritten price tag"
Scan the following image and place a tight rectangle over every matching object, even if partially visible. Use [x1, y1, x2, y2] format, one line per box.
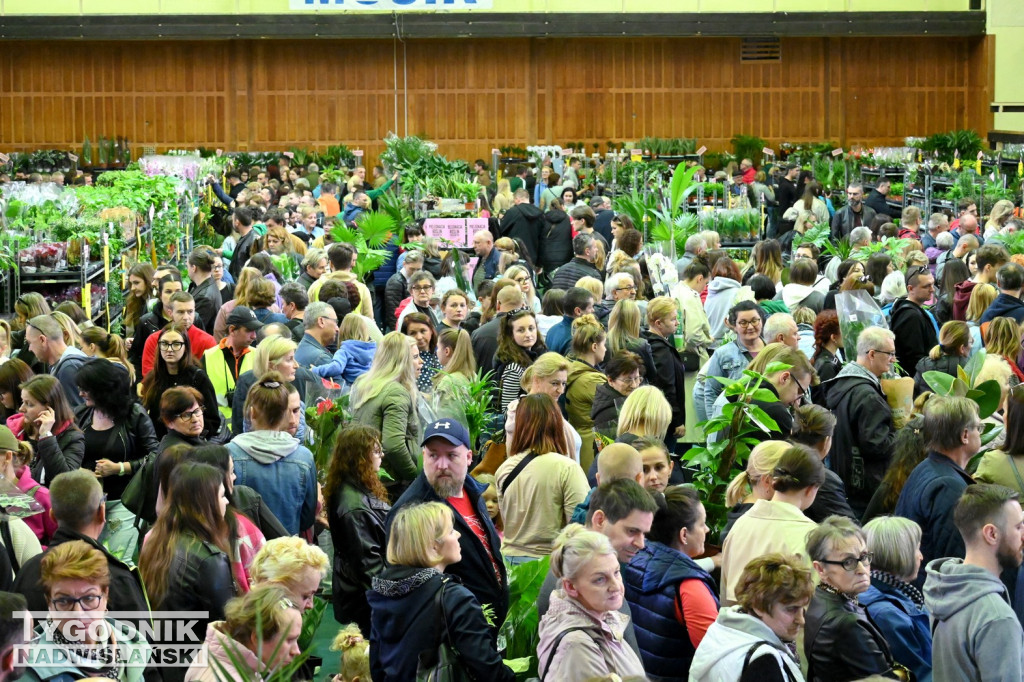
[353, 150, 364, 157]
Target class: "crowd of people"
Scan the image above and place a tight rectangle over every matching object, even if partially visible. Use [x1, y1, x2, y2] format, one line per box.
[0, 157, 1023, 682]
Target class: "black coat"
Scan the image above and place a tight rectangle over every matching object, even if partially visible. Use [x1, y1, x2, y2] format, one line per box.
[593, 208, 615, 245]
[190, 276, 223, 335]
[591, 383, 627, 436]
[367, 568, 515, 682]
[328, 481, 390, 632]
[28, 426, 85, 484]
[499, 202, 545, 264]
[811, 348, 843, 407]
[130, 308, 170, 383]
[13, 527, 148, 618]
[646, 332, 687, 433]
[775, 177, 799, 216]
[863, 189, 890, 219]
[470, 314, 504, 378]
[74, 401, 160, 484]
[538, 209, 573, 272]
[805, 469, 857, 523]
[550, 257, 602, 292]
[804, 586, 900, 682]
[144, 365, 221, 441]
[383, 271, 409, 332]
[890, 297, 938, 379]
[233, 484, 288, 540]
[387, 473, 509, 634]
[913, 352, 965, 396]
[825, 366, 896, 517]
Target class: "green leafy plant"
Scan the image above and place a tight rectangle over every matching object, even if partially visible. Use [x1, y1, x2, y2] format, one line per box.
[380, 133, 438, 173]
[331, 211, 397, 280]
[304, 393, 351, 481]
[922, 129, 985, 165]
[923, 350, 1004, 447]
[682, 362, 789, 532]
[498, 556, 551, 679]
[793, 223, 831, 251]
[730, 135, 769, 164]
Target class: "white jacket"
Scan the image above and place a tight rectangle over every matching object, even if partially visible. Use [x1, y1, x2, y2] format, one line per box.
[690, 606, 805, 682]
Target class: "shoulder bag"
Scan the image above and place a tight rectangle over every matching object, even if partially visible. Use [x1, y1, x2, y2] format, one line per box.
[416, 578, 471, 682]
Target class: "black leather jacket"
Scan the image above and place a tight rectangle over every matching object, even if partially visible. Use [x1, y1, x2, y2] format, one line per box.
[804, 586, 900, 682]
[327, 481, 391, 632]
[157, 534, 234, 618]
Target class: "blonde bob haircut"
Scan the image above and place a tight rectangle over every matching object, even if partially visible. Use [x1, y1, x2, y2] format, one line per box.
[386, 501, 453, 567]
[607, 299, 642, 355]
[223, 584, 300, 645]
[350, 331, 418, 410]
[252, 334, 298, 379]
[864, 515, 923, 581]
[574, 276, 604, 301]
[551, 523, 616, 584]
[40, 540, 110, 595]
[250, 536, 329, 588]
[617, 385, 671, 439]
[338, 315, 370, 342]
[521, 352, 571, 391]
[646, 296, 678, 325]
[986, 317, 1023, 360]
[726, 440, 790, 507]
[965, 283, 997, 323]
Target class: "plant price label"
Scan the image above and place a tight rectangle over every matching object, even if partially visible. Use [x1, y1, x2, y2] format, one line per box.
[353, 149, 364, 157]
[832, 148, 843, 157]
[696, 146, 707, 156]
[69, 154, 79, 162]
[0, 154, 9, 163]
[762, 147, 774, 156]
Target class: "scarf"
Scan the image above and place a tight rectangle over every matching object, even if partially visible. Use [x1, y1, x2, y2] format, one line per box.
[51, 619, 121, 679]
[818, 581, 860, 606]
[871, 569, 925, 607]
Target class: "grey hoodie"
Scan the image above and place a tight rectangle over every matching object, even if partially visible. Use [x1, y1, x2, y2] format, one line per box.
[227, 430, 300, 464]
[924, 557, 1024, 682]
[689, 605, 804, 682]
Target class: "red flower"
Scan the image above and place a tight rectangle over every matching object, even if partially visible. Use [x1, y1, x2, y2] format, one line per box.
[316, 399, 334, 416]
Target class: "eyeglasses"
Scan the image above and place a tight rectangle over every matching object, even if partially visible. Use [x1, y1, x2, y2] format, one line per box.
[50, 594, 103, 611]
[819, 552, 873, 572]
[616, 285, 637, 292]
[411, 285, 434, 292]
[159, 341, 185, 351]
[512, 277, 530, 284]
[792, 374, 807, 396]
[871, 348, 897, 358]
[736, 319, 761, 329]
[177, 407, 204, 422]
[319, 316, 338, 324]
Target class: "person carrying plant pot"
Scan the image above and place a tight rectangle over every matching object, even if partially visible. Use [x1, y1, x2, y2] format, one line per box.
[826, 326, 899, 520]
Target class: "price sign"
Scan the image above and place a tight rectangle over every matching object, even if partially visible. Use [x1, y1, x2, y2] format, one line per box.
[353, 150, 364, 157]
[0, 153, 9, 164]
[696, 146, 707, 156]
[762, 147, 775, 157]
[283, 151, 294, 159]
[832, 148, 844, 157]
[69, 153, 79, 162]
[466, 218, 489, 241]
[215, 148, 224, 156]
[630, 149, 643, 162]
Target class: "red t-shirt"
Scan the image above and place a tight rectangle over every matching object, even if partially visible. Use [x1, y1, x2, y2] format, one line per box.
[676, 579, 719, 649]
[142, 324, 216, 376]
[448, 489, 502, 582]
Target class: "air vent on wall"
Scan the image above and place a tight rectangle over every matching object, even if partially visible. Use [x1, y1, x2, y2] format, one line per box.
[741, 37, 781, 63]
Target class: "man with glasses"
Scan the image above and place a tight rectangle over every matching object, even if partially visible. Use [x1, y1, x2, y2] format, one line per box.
[13, 469, 147, 619]
[896, 395, 981, 587]
[890, 266, 938, 375]
[925, 484, 1024, 682]
[826, 326, 898, 519]
[295, 301, 338, 367]
[25, 315, 88, 408]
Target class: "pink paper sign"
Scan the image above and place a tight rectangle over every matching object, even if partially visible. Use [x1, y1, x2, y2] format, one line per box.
[423, 218, 467, 246]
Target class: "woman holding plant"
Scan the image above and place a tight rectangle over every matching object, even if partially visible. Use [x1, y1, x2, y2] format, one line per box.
[699, 301, 765, 422]
[913, 320, 971, 395]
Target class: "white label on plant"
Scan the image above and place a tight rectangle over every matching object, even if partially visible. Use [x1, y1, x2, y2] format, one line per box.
[0, 153, 9, 163]
[762, 147, 774, 156]
[216, 149, 223, 156]
[353, 150, 364, 157]
[832, 148, 843, 157]
[69, 153, 79, 162]
[849, 314, 858, 321]
[696, 146, 707, 156]
[630, 149, 642, 156]
[978, 151, 985, 160]
[954, 149, 959, 158]
[491, 149, 499, 155]
[283, 151, 294, 159]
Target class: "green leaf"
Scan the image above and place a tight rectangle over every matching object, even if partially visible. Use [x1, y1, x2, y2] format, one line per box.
[747, 405, 781, 434]
[761, 361, 794, 376]
[963, 349, 987, 385]
[923, 370, 956, 396]
[973, 379, 1003, 419]
[750, 388, 780, 403]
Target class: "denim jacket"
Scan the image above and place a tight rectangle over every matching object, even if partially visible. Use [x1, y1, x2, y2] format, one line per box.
[226, 431, 317, 535]
[701, 339, 754, 419]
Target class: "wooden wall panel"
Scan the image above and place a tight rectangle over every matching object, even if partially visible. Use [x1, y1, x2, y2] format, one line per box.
[0, 36, 991, 163]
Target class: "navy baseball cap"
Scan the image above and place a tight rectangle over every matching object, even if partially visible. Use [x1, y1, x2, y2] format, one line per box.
[421, 419, 471, 449]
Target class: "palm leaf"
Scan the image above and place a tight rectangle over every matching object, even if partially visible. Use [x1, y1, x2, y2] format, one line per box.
[355, 211, 398, 248]
[669, 163, 702, 213]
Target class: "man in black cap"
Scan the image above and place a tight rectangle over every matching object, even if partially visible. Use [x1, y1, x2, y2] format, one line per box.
[202, 305, 263, 430]
[385, 418, 508, 639]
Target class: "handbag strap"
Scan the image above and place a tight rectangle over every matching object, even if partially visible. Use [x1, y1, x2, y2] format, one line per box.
[500, 452, 540, 495]
[1007, 455, 1024, 496]
[433, 578, 454, 651]
[540, 626, 589, 681]
[1, 515, 19, 574]
[741, 642, 799, 682]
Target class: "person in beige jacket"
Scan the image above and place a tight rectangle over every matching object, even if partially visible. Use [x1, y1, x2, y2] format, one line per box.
[307, 243, 374, 318]
[496, 394, 590, 562]
[720, 444, 825, 606]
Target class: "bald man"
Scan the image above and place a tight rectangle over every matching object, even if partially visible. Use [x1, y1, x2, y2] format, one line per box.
[571, 443, 643, 524]
[472, 229, 499, 289]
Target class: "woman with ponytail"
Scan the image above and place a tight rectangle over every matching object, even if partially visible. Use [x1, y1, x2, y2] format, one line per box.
[720, 444, 824, 606]
[81, 326, 136, 384]
[913, 320, 970, 395]
[720, 440, 789, 544]
[565, 314, 609, 472]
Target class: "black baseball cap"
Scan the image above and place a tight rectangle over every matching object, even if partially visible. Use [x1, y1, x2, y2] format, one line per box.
[226, 305, 263, 331]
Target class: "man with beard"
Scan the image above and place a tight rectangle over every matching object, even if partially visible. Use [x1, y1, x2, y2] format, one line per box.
[385, 419, 508, 638]
[925, 484, 1024, 682]
[830, 182, 877, 241]
[895, 396, 980, 587]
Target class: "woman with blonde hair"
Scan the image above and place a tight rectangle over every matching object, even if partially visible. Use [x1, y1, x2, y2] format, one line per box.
[646, 295, 690, 441]
[537, 524, 646, 681]
[616, 385, 671, 445]
[566, 315, 609, 472]
[984, 199, 1015, 239]
[366, 502, 514, 682]
[497, 394, 590, 563]
[984, 316, 1024, 384]
[721, 440, 790, 543]
[432, 328, 478, 424]
[331, 623, 371, 682]
[350, 331, 422, 492]
[965, 282, 997, 355]
[185, 584, 303, 682]
[606, 299, 657, 379]
[742, 239, 784, 291]
[250, 536, 329, 612]
[505, 264, 540, 314]
[913, 320, 971, 395]
[214, 267, 272, 340]
[231, 333, 314, 436]
[505, 351, 582, 462]
[50, 310, 84, 349]
[492, 178, 514, 215]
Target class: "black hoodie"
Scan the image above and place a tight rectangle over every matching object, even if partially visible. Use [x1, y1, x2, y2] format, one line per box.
[890, 296, 938, 377]
[499, 202, 546, 264]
